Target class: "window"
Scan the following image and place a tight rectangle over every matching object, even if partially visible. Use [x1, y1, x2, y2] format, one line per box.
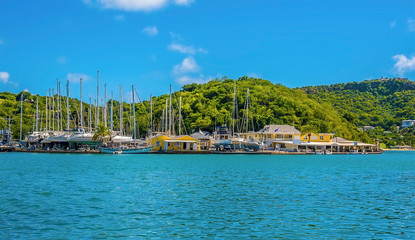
[311, 136, 317, 140]
[156, 141, 160, 146]
[304, 136, 308, 140]
[277, 134, 282, 139]
[320, 136, 324, 140]
[288, 135, 292, 139]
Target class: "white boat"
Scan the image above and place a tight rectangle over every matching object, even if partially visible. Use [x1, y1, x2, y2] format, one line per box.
[68, 130, 94, 142]
[26, 131, 50, 143]
[111, 135, 133, 143]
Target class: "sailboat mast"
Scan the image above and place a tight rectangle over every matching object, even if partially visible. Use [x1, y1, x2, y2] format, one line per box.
[66, 80, 70, 131]
[110, 91, 113, 134]
[52, 88, 55, 131]
[150, 94, 153, 135]
[120, 85, 123, 135]
[40, 111, 43, 132]
[59, 81, 63, 131]
[132, 85, 136, 140]
[179, 95, 182, 136]
[56, 79, 60, 131]
[232, 80, 236, 136]
[49, 89, 51, 130]
[246, 88, 249, 133]
[89, 98, 92, 132]
[169, 85, 172, 136]
[45, 90, 48, 131]
[19, 93, 23, 141]
[104, 83, 107, 128]
[165, 99, 168, 134]
[80, 78, 83, 130]
[96, 70, 100, 127]
[36, 97, 39, 132]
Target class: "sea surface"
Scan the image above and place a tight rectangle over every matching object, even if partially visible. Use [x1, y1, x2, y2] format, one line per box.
[0, 151, 414, 239]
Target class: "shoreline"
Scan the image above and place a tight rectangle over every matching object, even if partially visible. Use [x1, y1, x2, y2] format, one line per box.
[7, 149, 383, 155]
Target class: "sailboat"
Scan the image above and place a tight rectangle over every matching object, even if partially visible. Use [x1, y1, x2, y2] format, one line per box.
[45, 80, 71, 150]
[100, 85, 150, 154]
[233, 88, 260, 151]
[68, 77, 96, 149]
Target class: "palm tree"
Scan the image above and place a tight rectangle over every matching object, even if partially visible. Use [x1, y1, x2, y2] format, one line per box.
[93, 124, 111, 142]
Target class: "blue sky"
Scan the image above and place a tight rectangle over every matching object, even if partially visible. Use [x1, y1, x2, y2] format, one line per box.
[0, 0, 414, 101]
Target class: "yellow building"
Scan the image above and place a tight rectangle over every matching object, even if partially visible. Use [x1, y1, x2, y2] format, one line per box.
[259, 125, 302, 141]
[301, 133, 334, 142]
[148, 134, 200, 151]
[147, 134, 171, 151]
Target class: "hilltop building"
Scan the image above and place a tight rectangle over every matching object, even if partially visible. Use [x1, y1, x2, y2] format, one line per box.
[402, 120, 415, 128]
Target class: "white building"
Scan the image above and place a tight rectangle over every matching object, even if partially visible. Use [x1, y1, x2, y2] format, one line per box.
[402, 120, 415, 128]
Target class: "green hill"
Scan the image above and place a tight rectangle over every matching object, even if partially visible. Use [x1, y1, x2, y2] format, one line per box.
[154, 77, 367, 141]
[8, 76, 413, 144]
[299, 78, 415, 146]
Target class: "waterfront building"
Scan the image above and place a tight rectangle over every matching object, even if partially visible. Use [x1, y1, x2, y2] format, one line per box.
[0, 129, 12, 145]
[258, 125, 301, 150]
[148, 134, 200, 151]
[271, 135, 377, 153]
[301, 133, 334, 142]
[191, 131, 212, 150]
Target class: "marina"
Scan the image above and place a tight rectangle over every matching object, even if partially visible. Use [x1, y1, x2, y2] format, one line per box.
[0, 75, 382, 155]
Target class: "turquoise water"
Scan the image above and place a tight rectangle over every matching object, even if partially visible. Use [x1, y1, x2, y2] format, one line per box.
[0, 152, 414, 239]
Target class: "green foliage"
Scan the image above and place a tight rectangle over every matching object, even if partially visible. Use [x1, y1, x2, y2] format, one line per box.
[300, 78, 415, 146]
[4, 76, 414, 146]
[92, 124, 110, 142]
[143, 77, 366, 141]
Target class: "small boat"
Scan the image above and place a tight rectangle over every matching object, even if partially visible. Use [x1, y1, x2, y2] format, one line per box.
[119, 146, 152, 154]
[100, 147, 121, 154]
[99, 146, 152, 154]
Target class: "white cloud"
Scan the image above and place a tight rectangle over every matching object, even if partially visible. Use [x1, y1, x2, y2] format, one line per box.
[97, 0, 168, 11]
[142, 26, 158, 36]
[169, 32, 183, 41]
[408, 19, 415, 32]
[168, 43, 207, 55]
[23, 88, 29, 93]
[173, 56, 200, 75]
[0, 72, 10, 83]
[114, 14, 125, 21]
[176, 75, 211, 85]
[173, 0, 194, 6]
[57, 56, 67, 64]
[390, 20, 397, 29]
[88, 0, 195, 12]
[67, 73, 91, 83]
[392, 54, 415, 75]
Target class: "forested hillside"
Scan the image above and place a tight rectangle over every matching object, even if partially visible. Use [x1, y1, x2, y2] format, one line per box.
[0, 77, 369, 142]
[300, 78, 415, 146]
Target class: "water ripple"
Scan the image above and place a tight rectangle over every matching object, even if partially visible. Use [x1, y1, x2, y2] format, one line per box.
[0, 152, 415, 239]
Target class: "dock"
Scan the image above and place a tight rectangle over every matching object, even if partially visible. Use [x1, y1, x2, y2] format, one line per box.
[0, 146, 15, 152]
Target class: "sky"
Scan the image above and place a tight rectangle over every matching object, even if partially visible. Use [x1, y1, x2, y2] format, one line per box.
[0, 0, 414, 101]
